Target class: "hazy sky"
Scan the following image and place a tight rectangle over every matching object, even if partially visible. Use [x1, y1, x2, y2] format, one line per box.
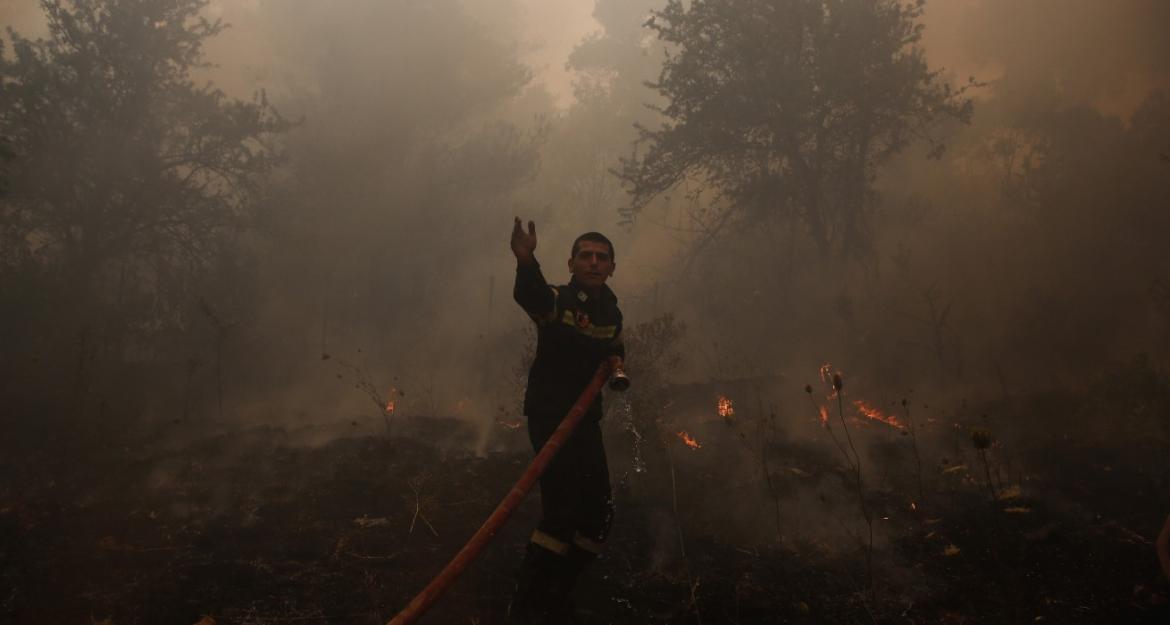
[4, 0, 1167, 114]
[200, 0, 601, 107]
[0, 0, 44, 35]
[508, 0, 599, 106]
[0, 0, 599, 106]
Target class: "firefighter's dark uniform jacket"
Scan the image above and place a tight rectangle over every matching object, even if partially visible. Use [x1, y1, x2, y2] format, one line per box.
[512, 257, 623, 563]
[513, 259, 625, 422]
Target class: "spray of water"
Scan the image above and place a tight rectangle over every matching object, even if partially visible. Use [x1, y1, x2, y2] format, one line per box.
[619, 398, 646, 474]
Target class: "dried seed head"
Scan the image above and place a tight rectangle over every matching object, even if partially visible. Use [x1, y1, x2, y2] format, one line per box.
[832, 373, 843, 391]
[804, 384, 813, 394]
[970, 427, 993, 450]
[901, 398, 908, 407]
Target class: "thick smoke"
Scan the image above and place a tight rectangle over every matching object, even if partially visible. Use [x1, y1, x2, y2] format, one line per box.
[3, 3, 1169, 622]
[1, 0, 1166, 441]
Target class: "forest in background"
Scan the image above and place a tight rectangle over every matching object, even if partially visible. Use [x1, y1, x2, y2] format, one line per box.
[2, 0, 1168, 425]
[2, 1, 1170, 622]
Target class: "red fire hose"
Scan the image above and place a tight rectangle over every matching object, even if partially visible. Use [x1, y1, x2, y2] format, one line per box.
[386, 361, 617, 625]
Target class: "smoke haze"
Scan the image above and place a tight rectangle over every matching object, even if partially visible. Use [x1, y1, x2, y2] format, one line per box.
[2, 1, 1169, 620]
[1, 0, 1167, 477]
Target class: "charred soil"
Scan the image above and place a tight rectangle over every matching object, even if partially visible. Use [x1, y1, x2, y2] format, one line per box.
[2, 386, 1168, 625]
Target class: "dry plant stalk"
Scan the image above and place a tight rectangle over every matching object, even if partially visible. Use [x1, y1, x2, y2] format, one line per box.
[337, 359, 397, 435]
[971, 427, 998, 502]
[658, 418, 703, 625]
[731, 393, 785, 541]
[809, 373, 874, 595]
[902, 398, 926, 507]
[405, 477, 439, 539]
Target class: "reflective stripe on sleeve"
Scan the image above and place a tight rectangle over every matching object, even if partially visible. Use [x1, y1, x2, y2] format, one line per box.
[559, 310, 618, 338]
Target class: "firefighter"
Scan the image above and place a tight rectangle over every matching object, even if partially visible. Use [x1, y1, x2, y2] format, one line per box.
[507, 217, 625, 623]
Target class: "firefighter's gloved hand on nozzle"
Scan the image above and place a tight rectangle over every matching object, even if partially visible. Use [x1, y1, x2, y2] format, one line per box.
[608, 356, 630, 391]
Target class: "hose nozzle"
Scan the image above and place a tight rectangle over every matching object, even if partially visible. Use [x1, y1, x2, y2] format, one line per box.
[609, 364, 631, 391]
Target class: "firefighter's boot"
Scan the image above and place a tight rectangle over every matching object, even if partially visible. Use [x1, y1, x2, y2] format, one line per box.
[506, 542, 561, 624]
[543, 543, 598, 623]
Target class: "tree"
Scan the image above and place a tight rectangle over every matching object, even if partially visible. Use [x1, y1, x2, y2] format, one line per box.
[0, 0, 288, 318]
[617, 0, 972, 261]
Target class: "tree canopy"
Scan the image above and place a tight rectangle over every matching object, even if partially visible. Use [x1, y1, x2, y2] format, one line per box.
[618, 0, 973, 260]
[0, 0, 289, 311]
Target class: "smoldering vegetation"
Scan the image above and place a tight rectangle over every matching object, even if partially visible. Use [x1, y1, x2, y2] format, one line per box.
[1, 0, 1169, 623]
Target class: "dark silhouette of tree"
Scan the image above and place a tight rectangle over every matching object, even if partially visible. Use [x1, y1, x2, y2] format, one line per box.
[618, 0, 973, 261]
[0, 0, 289, 312]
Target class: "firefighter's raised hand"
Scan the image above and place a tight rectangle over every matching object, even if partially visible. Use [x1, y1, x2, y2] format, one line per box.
[511, 217, 537, 263]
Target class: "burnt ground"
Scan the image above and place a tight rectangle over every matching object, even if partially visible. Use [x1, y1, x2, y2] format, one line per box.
[2, 381, 1170, 625]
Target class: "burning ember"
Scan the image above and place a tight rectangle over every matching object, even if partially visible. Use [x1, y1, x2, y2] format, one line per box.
[853, 400, 905, 430]
[717, 395, 735, 420]
[818, 363, 842, 398]
[386, 386, 404, 416]
[810, 362, 842, 424]
[383, 387, 405, 415]
[676, 431, 702, 449]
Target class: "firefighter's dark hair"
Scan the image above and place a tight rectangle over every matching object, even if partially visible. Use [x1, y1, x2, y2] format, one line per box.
[570, 232, 615, 262]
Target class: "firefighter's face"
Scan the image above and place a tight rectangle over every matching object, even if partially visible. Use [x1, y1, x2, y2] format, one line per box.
[568, 240, 615, 289]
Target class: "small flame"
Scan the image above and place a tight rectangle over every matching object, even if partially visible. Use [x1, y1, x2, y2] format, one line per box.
[383, 387, 401, 414]
[818, 405, 829, 425]
[676, 431, 702, 449]
[717, 395, 735, 419]
[819, 363, 842, 398]
[853, 400, 905, 430]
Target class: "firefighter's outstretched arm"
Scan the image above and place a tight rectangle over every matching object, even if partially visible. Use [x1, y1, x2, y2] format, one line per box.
[512, 217, 556, 319]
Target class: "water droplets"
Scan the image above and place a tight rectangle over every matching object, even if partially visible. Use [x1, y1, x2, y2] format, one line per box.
[620, 398, 646, 474]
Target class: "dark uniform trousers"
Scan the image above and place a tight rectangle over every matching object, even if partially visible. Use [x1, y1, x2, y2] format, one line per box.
[527, 411, 613, 553]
